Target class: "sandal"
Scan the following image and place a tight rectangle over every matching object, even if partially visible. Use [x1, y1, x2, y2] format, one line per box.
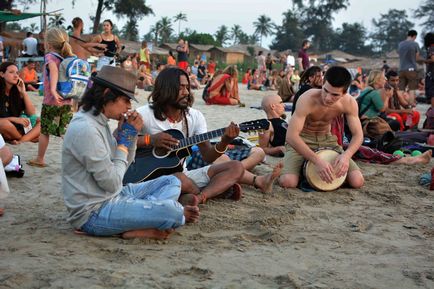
[222, 183, 243, 201]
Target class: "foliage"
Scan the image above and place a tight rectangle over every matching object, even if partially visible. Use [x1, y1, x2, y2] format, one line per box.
[173, 12, 187, 36]
[334, 22, 372, 56]
[230, 24, 243, 45]
[5, 22, 22, 32]
[214, 25, 230, 47]
[48, 14, 66, 29]
[270, 10, 305, 52]
[180, 31, 217, 46]
[157, 16, 174, 44]
[121, 19, 139, 41]
[370, 9, 414, 54]
[253, 14, 274, 46]
[414, 0, 434, 35]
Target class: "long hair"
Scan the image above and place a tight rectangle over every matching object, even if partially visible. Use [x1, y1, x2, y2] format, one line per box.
[0, 62, 23, 117]
[424, 32, 434, 48]
[45, 28, 74, 58]
[299, 65, 321, 85]
[148, 67, 194, 121]
[79, 83, 122, 116]
[223, 65, 238, 79]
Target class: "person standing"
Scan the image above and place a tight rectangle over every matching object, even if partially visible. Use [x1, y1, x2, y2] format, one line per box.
[398, 30, 424, 105]
[27, 28, 74, 167]
[176, 39, 189, 71]
[22, 32, 39, 57]
[69, 17, 106, 60]
[92, 19, 122, 70]
[297, 40, 311, 72]
[139, 40, 151, 72]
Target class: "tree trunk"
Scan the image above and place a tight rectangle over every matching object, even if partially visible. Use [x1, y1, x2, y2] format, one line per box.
[92, 0, 104, 34]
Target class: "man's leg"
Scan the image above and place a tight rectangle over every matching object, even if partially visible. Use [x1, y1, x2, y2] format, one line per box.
[278, 146, 305, 188]
[191, 161, 244, 202]
[239, 163, 283, 193]
[346, 170, 364, 189]
[240, 147, 265, 170]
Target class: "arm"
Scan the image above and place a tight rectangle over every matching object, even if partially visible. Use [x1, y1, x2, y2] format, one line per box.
[16, 79, 36, 116]
[47, 62, 62, 103]
[258, 125, 285, 156]
[197, 122, 239, 163]
[114, 35, 122, 54]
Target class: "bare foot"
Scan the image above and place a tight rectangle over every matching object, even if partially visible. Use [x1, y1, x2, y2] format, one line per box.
[0, 208, 4, 217]
[255, 162, 284, 193]
[401, 150, 432, 165]
[184, 205, 200, 223]
[178, 193, 199, 206]
[121, 228, 174, 240]
[418, 150, 432, 164]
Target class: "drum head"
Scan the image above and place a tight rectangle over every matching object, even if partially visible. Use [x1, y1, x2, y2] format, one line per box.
[304, 149, 347, 191]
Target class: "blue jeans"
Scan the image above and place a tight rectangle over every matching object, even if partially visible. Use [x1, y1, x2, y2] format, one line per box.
[80, 175, 185, 236]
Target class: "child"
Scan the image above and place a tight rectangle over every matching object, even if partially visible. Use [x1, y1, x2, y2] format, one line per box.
[28, 28, 74, 167]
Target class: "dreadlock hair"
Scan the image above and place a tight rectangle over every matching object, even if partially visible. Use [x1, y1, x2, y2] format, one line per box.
[299, 66, 321, 85]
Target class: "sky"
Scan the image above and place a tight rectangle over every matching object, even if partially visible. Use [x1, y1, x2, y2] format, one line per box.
[16, 0, 424, 48]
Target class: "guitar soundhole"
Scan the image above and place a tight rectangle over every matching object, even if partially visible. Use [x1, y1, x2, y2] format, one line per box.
[152, 147, 171, 159]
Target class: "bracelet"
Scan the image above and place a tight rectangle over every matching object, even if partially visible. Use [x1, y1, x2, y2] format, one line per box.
[214, 142, 228, 154]
[117, 145, 129, 154]
[143, 134, 151, 146]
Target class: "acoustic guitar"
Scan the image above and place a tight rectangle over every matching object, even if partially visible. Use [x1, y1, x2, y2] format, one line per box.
[123, 119, 270, 184]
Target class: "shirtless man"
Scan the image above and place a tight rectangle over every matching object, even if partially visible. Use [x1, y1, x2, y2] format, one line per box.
[69, 17, 106, 60]
[279, 66, 365, 189]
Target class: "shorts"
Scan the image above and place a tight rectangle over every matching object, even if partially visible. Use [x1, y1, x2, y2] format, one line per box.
[178, 61, 189, 71]
[281, 132, 359, 175]
[184, 165, 210, 188]
[40, 104, 72, 137]
[399, 70, 418, 90]
[186, 147, 252, 170]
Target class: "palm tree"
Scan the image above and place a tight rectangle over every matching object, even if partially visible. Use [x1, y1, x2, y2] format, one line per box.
[150, 21, 162, 44]
[48, 14, 66, 29]
[230, 24, 242, 45]
[158, 17, 174, 44]
[215, 25, 229, 47]
[173, 12, 187, 37]
[253, 15, 274, 46]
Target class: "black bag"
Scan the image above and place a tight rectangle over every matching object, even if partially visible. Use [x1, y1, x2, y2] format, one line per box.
[376, 131, 403, 154]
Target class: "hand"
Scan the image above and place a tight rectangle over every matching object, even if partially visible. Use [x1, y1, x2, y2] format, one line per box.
[151, 132, 180, 150]
[116, 122, 138, 148]
[332, 153, 350, 178]
[221, 122, 239, 145]
[124, 110, 143, 132]
[16, 78, 26, 94]
[12, 117, 30, 127]
[314, 158, 335, 184]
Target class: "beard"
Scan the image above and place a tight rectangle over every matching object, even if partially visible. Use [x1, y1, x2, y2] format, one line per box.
[171, 97, 189, 109]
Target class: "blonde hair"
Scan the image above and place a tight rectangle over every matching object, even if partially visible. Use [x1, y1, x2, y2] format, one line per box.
[367, 70, 383, 88]
[45, 28, 74, 58]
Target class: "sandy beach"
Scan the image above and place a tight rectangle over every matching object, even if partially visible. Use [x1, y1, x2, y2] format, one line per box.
[0, 85, 433, 289]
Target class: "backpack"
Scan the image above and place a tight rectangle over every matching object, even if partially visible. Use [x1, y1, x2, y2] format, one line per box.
[57, 56, 91, 100]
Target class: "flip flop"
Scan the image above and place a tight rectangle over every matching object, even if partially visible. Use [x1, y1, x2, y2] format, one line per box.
[27, 159, 48, 168]
[222, 183, 243, 201]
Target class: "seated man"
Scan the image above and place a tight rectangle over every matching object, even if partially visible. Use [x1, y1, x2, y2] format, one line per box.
[136, 67, 281, 203]
[258, 95, 287, 157]
[279, 66, 365, 189]
[19, 60, 39, 91]
[62, 66, 199, 240]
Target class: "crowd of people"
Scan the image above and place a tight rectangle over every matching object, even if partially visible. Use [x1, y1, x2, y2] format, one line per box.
[0, 22, 433, 241]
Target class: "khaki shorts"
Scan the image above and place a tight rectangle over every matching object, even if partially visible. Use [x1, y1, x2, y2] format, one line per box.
[281, 132, 359, 175]
[399, 70, 418, 90]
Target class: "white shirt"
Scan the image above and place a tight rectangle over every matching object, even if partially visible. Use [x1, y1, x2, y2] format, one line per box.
[286, 55, 295, 67]
[22, 37, 38, 56]
[137, 105, 207, 137]
[0, 134, 5, 149]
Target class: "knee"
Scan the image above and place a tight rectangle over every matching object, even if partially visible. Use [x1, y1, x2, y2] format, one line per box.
[278, 174, 298, 188]
[348, 172, 364, 189]
[159, 200, 185, 228]
[251, 147, 266, 160]
[230, 160, 245, 179]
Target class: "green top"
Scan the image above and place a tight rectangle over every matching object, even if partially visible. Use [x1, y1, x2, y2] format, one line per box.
[359, 88, 384, 118]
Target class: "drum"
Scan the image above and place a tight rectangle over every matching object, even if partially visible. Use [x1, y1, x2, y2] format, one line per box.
[303, 148, 347, 191]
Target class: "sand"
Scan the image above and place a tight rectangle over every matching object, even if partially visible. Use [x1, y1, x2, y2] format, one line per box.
[0, 86, 433, 289]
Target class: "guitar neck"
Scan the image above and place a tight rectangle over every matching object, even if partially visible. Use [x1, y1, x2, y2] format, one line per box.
[174, 128, 225, 150]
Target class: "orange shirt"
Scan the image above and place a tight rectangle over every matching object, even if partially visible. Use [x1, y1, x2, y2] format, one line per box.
[19, 66, 37, 83]
[167, 55, 176, 66]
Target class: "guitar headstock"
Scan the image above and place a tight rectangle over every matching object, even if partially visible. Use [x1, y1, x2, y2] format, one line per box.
[239, 119, 270, 133]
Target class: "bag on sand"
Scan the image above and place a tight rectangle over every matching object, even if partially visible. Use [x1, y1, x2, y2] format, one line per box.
[362, 117, 392, 139]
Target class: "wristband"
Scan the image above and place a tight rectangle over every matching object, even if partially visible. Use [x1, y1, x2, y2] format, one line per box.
[214, 142, 228, 154]
[117, 145, 129, 154]
[143, 134, 151, 146]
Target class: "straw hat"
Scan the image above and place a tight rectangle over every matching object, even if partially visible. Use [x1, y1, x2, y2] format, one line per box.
[91, 65, 137, 101]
